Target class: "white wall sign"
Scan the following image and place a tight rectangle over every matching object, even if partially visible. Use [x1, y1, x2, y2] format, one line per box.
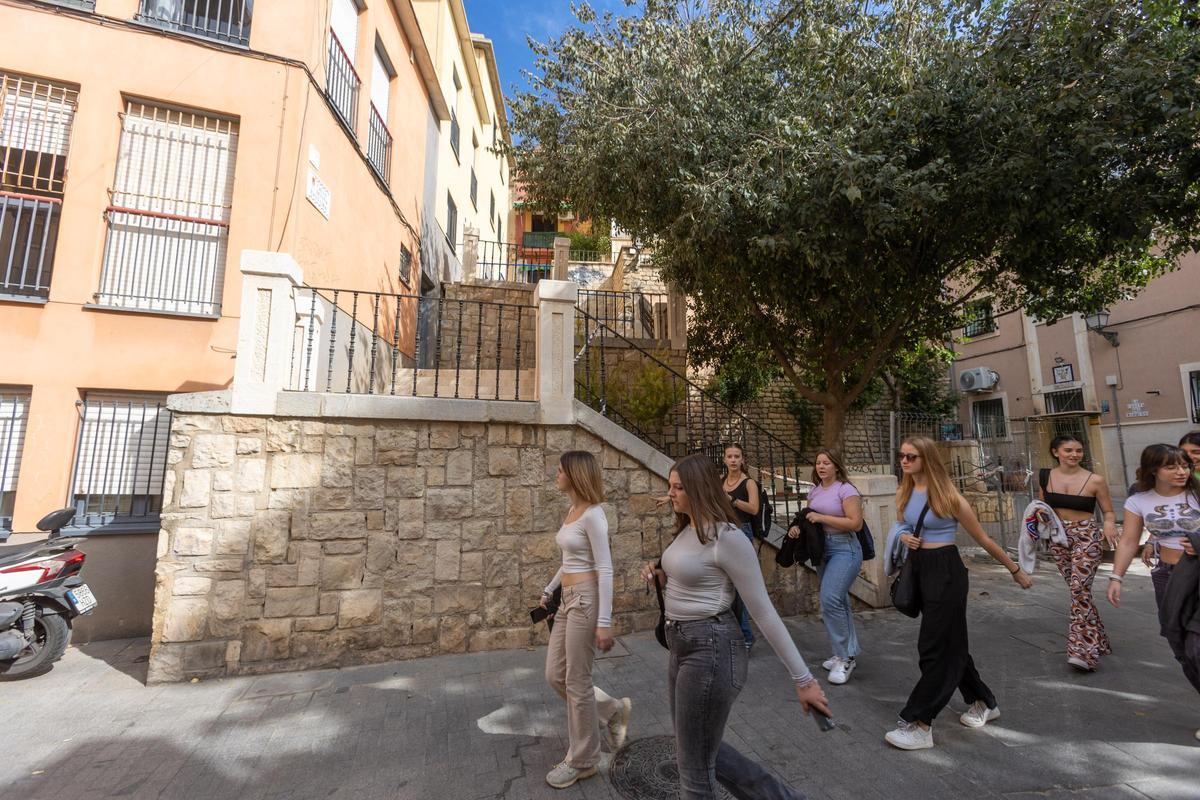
[308, 145, 320, 169]
[306, 168, 331, 220]
[1126, 398, 1149, 418]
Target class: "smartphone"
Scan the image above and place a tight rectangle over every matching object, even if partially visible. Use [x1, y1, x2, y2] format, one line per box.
[529, 606, 550, 624]
[812, 710, 836, 732]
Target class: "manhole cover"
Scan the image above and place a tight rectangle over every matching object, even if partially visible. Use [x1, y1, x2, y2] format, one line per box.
[609, 736, 733, 799]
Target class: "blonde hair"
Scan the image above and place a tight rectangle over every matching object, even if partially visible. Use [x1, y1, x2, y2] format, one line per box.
[559, 450, 605, 505]
[895, 436, 961, 520]
[671, 454, 741, 544]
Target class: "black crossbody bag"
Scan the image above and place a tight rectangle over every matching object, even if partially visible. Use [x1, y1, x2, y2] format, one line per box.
[890, 504, 930, 618]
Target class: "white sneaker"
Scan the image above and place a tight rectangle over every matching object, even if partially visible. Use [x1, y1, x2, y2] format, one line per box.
[959, 701, 1000, 728]
[884, 720, 933, 750]
[604, 697, 632, 751]
[822, 656, 837, 671]
[1067, 657, 1094, 672]
[546, 762, 597, 789]
[828, 658, 855, 685]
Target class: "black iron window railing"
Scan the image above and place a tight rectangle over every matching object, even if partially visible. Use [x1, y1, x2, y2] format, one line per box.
[96, 102, 237, 317]
[467, 239, 552, 283]
[367, 103, 391, 183]
[326, 30, 360, 133]
[578, 289, 667, 340]
[2, 192, 60, 300]
[963, 300, 997, 338]
[1, 71, 79, 300]
[0, 390, 30, 536]
[138, 0, 253, 46]
[289, 287, 536, 401]
[69, 395, 172, 532]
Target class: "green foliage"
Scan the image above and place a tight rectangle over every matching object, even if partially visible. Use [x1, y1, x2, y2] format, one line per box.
[567, 225, 612, 257]
[707, 348, 779, 406]
[511, 0, 1200, 444]
[614, 357, 687, 431]
[781, 390, 821, 453]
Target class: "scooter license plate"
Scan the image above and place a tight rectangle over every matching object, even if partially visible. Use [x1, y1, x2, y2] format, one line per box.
[67, 584, 98, 615]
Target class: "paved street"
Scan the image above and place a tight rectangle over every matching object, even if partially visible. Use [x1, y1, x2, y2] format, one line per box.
[2, 558, 1197, 800]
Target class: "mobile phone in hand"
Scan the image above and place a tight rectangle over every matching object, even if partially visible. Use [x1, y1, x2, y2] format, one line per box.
[812, 710, 836, 732]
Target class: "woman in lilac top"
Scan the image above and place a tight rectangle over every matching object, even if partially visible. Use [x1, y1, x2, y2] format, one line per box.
[791, 450, 864, 685]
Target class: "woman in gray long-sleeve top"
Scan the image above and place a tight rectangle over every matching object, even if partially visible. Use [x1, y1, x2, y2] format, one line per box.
[641, 454, 832, 800]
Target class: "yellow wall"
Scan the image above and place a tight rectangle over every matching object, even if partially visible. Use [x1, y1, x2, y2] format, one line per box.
[1, 1, 435, 535]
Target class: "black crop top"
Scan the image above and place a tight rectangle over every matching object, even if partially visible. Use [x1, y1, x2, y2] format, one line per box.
[1039, 469, 1097, 513]
[725, 477, 756, 526]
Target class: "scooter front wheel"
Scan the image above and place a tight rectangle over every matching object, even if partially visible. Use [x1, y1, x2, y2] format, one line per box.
[0, 607, 71, 680]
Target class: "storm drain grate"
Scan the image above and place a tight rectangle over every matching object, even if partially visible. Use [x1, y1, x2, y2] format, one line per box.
[609, 736, 733, 799]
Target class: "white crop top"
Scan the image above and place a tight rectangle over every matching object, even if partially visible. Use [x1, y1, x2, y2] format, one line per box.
[661, 523, 814, 684]
[543, 505, 614, 627]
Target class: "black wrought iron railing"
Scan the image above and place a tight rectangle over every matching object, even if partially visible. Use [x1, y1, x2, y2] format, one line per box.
[575, 310, 811, 544]
[290, 287, 536, 401]
[578, 289, 666, 340]
[522, 231, 557, 249]
[138, 0, 253, 45]
[1, 192, 60, 300]
[326, 30, 360, 132]
[466, 239, 553, 283]
[69, 396, 172, 532]
[568, 249, 607, 263]
[367, 104, 392, 183]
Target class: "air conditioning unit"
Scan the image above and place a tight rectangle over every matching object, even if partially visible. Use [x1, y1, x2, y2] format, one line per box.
[959, 367, 998, 393]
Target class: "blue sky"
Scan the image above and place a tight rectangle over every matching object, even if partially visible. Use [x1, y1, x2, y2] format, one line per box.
[463, 0, 631, 102]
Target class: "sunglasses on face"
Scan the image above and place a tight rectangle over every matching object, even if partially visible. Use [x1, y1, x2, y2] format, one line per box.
[898, 453, 921, 463]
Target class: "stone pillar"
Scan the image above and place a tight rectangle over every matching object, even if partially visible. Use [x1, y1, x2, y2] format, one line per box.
[290, 287, 326, 391]
[848, 471, 898, 607]
[534, 279, 578, 424]
[462, 227, 480, 283]
[552, 236, 571, 281]
[667, 284, 687, 350]
[230, 250, 304, 415]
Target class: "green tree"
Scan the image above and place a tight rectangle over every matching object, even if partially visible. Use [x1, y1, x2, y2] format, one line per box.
[511, 0, 1200, 446]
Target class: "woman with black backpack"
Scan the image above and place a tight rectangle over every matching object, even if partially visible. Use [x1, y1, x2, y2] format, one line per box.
[722, 443, 760, 649]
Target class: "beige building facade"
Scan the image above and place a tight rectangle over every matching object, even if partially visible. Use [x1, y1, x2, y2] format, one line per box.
[952, 253, 1200, 499]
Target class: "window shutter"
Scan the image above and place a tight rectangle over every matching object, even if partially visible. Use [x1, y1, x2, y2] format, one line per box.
[0, 392, 30, 493]
[72, 393, 171, 497]
[0, 71, 79, 195]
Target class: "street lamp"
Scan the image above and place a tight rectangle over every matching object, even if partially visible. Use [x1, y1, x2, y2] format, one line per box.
[1085, 309, 1119, 347]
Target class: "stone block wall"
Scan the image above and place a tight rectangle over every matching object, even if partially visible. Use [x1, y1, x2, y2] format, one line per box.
[149, 413, 814, 682]
[430, 283, 538, 371]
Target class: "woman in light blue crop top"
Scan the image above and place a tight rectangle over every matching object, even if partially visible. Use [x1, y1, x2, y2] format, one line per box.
[884, 437, 1032, 753]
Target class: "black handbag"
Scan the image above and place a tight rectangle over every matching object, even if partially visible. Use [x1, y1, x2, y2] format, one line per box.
[856, 521, 876, 561]
[652, 572, 668, 649]
[890, 504, 929, 618]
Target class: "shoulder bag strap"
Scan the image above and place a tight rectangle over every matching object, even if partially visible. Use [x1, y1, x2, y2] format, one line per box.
[1039, 468, 1050, 493]
[653, 572, 665, 614]
[914, 503, 931, 538]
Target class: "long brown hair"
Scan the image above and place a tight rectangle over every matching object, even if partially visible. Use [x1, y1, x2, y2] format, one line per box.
[559, 450, 605, 505]
[1133, 444, 1200, 505]
[895, 436, 961, 520]
[672, 454, 741, 544]
[810, 449, 853, 487]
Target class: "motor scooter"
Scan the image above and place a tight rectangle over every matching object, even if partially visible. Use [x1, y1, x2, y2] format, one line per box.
[0, 508, 97, 680]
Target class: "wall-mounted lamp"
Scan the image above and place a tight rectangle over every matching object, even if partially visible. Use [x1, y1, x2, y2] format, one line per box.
[1084, 309, 1119, 347]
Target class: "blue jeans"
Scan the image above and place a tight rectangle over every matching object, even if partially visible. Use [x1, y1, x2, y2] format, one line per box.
[667, 612, 805, 800]
[816, 533, 862, 660]
[734, 523, 756, 645]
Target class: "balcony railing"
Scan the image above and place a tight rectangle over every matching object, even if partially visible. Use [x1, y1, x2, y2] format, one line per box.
[95, 207, 227, 316]
[137, 0, 253, 46]
[1, 192, 60, 300]
[326, 31, 360, 133]
[522, 231, 557, 249]
[367, 104, 391, 183]
[467, 239, 553, 283]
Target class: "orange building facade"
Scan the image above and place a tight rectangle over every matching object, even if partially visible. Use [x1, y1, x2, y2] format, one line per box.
[0, 0, 452, 638]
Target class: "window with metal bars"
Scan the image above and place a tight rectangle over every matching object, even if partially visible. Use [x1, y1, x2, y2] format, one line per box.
[69, 393, 172, 531]
[1188, 370, 1200, 424]
[96, 101, 238, 316]
[963, 298, 998, 338]
[446, 193, 457, 253]
[326, 0, 360, 133]
[970, 397, 1008, 439]
[0, 390, 30, 535]
[1, 71, 78, 300]
[1043, 387, 1084, 414]
[137, 0, 253, 46]
[470, 167, 477, 208]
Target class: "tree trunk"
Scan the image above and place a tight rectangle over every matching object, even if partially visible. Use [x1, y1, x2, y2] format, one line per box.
[820, 401, 849, 452]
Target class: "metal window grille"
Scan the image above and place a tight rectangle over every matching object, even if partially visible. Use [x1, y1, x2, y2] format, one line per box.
[69, 394, 172, 531]
[96, 101, 238, 316]
[138, 0, 253, 46]
[0, 390, 30, 534]
[399, 244, 412, 286]
[469, 167, 478, 208]
[970, 397, 1008, 439]
[1043, 387, 1084, 414]
[2, 193, 60, 299]
[489, 192, 495, 229]
[367, 103, 391, 182]
[1189, 370, 1200, 424]
[327, 30, 360, 132]
[46, 0, 96, 10]
[963, 300, 997, 338]
[449, 109, 460, 160]
[1, 71, 79, 197]
[446, 194, 457, 253]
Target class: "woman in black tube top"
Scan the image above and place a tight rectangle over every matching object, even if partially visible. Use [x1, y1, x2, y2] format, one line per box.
[1038, 435, 1117, 672]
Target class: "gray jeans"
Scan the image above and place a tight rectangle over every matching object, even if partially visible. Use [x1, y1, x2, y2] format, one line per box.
[666, 611, 805, 800]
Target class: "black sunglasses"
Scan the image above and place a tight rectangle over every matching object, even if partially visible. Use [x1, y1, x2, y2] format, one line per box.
[898, 453, 921, 463]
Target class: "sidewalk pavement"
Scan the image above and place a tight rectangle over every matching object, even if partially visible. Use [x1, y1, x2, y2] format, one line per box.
[2, 558, 1197, 800]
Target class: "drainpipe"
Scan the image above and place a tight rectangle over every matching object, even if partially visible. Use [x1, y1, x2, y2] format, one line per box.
[1107, 376, 1130, 487]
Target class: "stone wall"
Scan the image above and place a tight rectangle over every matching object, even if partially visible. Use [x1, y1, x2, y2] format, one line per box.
[430, 283, 538, 371]
[149, 413, 815, 682]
